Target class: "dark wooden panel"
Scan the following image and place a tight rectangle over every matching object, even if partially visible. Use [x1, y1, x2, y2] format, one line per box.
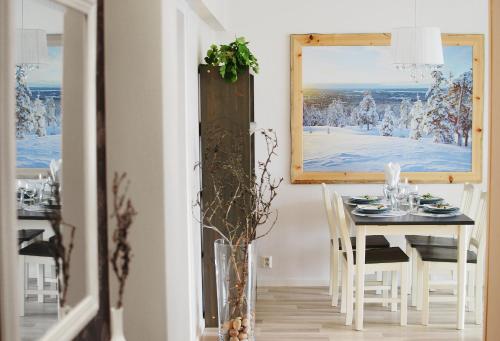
[199, 65, 254, 327]
[74, 0, 110, 338]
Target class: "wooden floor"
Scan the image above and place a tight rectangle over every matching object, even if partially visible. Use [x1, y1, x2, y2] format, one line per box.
[203, 286, 483, 341]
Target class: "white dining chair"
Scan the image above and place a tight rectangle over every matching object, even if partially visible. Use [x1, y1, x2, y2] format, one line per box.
[321, 184, 390, 307]
[332, 191, 409, 326]
[416, 191, 487, 326]
[406, 183, 475, 307]
[19, 239, 59, 311]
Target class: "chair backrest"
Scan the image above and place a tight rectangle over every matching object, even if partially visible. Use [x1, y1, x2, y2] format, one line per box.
[460, 183, 475, 216]
[321, 183, 337, 241]
[332, 191, 354, 267]
[469, 191, 488, 254]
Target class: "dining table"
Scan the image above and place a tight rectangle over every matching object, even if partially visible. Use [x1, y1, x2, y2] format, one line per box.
[342, 197, 475, 331]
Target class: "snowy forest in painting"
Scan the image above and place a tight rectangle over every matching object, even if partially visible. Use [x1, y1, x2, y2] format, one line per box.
[16, 46, 62, 168]
[302, 45, 474, 173]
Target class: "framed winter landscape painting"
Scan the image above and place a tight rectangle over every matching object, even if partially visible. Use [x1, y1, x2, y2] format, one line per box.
[16, 35, 62, 171]
[290, 33, 484, 183]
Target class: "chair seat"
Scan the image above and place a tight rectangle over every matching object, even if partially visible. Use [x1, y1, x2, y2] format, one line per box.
[405, 235, 457, 248]
[344, 247, 409, 264]
[19, 241, 55, 258]
[337, 235, 390, 250]
[415, 245, 477, 264]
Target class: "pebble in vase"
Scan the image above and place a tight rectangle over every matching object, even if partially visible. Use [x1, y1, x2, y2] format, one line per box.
[110, 307, 126, 341]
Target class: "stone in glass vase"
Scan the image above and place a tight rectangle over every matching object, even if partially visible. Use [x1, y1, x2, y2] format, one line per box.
[215, 239, 256, 341]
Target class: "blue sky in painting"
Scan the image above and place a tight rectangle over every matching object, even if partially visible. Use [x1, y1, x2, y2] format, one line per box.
[303, 45, 472, 88]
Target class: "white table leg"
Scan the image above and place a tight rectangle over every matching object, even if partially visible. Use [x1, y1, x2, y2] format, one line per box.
[355, 226, 366, 331]
[18, 255, 25, 317]
[457, 226, 467, 330]
[411, 246, 418, 306]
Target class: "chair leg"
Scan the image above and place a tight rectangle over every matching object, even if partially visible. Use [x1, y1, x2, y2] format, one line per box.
[341, 261, 347, 314]
[452, 269, 457, 295]
[37, 264, 44, 303]
[346, 267, 354, 326]
[391, 271, 398, 312]
[411, 246, 418, 307]
[332, 248, 339, 307]
[400, 263, 408, 326]
[382, 271, 389, 307]
[417, 257, 423, 311]
[422, 262, 430, 326]
[467, 267, 475, 312]
[329, 246, 333, 296]
[376, 271, 382, 295]
[475, 263, 483, 325]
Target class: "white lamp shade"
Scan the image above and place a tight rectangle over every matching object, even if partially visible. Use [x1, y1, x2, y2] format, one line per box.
[15, 28, 49, 65]
[391, 27, 444, 65]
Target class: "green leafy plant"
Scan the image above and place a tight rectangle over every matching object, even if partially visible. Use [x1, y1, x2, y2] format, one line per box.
[204, 37, 259, 83]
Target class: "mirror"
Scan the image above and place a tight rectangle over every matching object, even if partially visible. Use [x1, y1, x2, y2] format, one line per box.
[0, 0, 98, 339]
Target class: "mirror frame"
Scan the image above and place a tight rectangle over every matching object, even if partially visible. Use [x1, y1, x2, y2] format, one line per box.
[0, 0, 99, 340]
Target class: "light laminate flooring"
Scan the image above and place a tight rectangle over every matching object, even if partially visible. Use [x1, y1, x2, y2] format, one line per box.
[203, 286, 483, 341]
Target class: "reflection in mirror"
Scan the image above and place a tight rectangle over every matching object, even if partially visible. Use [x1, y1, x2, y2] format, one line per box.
[15, 0, 88, 339]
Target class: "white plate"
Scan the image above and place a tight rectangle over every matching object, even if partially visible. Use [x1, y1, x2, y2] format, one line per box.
[352, 209, 408, 218]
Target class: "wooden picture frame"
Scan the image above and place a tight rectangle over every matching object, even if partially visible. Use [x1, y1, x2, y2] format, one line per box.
[290, 33, 484, 184]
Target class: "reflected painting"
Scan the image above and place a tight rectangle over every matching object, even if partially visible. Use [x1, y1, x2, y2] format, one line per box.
[16, 46, 62, 168]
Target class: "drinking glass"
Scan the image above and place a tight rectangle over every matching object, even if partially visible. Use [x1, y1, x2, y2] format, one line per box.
[407, 185, 420, 212]
[396, 183, 408, 211]
[383, 183, 398, 210]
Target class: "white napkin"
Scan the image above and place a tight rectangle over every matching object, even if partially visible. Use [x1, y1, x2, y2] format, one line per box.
[49, 159, 62, 183]
[384, 162, 401, 188]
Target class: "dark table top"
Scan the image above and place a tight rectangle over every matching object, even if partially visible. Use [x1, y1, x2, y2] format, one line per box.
[18, 229, 44, 245]
[342, 197, 475, 226]
[18, 209, 58, 220]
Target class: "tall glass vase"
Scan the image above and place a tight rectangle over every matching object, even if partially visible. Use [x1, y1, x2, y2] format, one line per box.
[214, 239, 256, 341]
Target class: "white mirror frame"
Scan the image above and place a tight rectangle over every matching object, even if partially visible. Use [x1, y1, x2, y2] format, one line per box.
[0, 0, 98, 340]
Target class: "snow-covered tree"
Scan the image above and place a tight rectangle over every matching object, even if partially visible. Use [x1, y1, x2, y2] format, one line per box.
[380, 105, 395, 136]
[423, 69, 454, 144]
[448, 70, 473, 146]
[357, 92, 378, 130]
[15, 65, 33, 139]
[45, 97, 57, 128]
[32, 96, 47, 137]
[303, 105, 323, 132]
[409, 96, 425, 140]
[399, 98, 412, 129]
[324, 99, 346, 132]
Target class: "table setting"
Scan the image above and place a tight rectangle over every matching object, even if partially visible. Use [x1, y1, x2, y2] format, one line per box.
[346, 162, 463, 219]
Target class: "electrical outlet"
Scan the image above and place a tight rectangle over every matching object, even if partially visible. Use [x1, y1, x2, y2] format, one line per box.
[262, 256, 272, 269]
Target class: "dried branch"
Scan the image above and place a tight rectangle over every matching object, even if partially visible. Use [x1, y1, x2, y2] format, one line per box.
[196, 126, 283, 247]
[110, 172, 138, 308]
[45, 182, 76, 308]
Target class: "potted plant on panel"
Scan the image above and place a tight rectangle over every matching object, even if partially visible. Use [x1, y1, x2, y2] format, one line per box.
[204, 36, 259, 83]
[196, 128, 283, 341]
[109, 172, 137, 341]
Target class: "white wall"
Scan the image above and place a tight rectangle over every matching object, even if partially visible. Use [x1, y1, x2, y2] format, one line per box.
[106, 0, 221, 339]
[226, 0, 490, 286]
[105, 0, 168, 339]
